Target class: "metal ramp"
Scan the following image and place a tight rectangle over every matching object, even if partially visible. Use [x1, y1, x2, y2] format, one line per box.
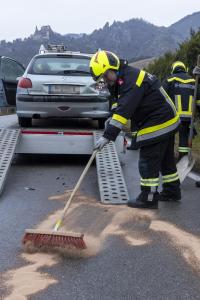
[0, 128, 21, 194]
[0, 127, 129, 202]
[94, 132, 129, 204]
[0, 126, 199, 203]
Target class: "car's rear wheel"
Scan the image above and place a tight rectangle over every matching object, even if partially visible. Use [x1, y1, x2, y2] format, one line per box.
[98, 118, 107, 129]
[18, 117, 32, 127]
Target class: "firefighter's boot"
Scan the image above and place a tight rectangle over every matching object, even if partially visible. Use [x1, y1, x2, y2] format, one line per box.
[159, 189, 181, 201]
[127, 190, 159, 209]
[195, 181, 200, 188]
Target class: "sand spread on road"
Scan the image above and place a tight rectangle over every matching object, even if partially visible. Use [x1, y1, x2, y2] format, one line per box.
[3, 189, 200, 299]
[150, 220, 200, 272]
[3, 191, 154, 300]
[3, 253, 58, 300]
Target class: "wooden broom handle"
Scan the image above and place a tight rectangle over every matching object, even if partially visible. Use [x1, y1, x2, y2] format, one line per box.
[62, 150, 98, 217]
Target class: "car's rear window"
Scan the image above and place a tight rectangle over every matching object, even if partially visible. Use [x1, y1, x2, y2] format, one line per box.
[28, 55, 91, 75]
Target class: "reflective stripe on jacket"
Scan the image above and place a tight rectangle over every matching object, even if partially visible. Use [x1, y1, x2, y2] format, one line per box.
[162, 72, 196, 120]
[103, 65, 180, 146]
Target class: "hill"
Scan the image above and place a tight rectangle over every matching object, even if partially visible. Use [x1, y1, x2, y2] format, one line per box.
[169, 11, 200, 38]
[0, 12, 200, 66]
[146, 29, 200, 81]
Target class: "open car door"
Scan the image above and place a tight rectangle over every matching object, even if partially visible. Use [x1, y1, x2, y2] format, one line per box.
[0, 56, 25, 106]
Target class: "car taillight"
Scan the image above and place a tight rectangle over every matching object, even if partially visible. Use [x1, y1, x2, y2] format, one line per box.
[18, 78, 32, 89]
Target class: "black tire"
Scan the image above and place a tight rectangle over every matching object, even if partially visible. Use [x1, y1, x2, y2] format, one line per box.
[98, 118, 106, 129]
[18, 117, 32, 127]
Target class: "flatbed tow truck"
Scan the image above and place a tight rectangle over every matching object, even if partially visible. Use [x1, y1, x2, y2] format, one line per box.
[0, 44, 130, 205]
[1, 120, 199, 203]
[0, 123, 129, 204]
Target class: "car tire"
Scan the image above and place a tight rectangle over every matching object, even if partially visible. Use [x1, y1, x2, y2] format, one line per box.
[98, 118, 106, 129]
[18, 117, 32, 127]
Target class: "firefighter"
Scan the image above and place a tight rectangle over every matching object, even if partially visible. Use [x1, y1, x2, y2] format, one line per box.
[90, 50, 181, 209]
[162, 61, 196, 161]
[107, 62, 138, 150]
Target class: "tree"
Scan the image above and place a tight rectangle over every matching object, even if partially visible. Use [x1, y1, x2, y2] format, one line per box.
[147, 30, 200, 80]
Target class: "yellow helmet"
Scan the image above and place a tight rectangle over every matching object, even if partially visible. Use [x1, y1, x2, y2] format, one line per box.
[90, 50, 120, 81]
[171, 61, 187, 74]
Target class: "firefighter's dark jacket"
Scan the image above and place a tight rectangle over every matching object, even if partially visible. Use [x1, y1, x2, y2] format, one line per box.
[103, 65, 180, 147]
[107, 59, 128, 112]
[162, 71, 200, 121]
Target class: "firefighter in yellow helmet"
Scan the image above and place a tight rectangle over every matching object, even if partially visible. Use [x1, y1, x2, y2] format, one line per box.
[162, 61, 197, 161]
[90, 50, 181, 209]
[90, 50, 120, 82]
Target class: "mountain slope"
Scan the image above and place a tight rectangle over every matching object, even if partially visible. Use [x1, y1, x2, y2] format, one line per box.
[147, 29, 200, 80]
[0, 11, 200, 66]
[170, 11, 200, 38]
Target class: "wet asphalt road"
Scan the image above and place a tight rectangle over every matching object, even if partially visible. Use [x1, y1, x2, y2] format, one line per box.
[0, 115, 200, 300]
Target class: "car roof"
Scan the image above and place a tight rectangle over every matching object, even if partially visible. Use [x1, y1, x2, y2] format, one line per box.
[33, 52, 93, 59]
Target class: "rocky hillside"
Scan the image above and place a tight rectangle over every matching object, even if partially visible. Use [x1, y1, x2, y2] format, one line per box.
[169, 11, 200, 38]
[0, 11, 200, 66]
[147, 29, 200, 80]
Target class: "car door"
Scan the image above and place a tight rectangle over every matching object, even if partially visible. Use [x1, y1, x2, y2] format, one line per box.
[0, 56, 25, 106]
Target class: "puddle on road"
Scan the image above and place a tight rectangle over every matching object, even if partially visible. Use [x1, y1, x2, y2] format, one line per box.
[3, 189, 200, 299]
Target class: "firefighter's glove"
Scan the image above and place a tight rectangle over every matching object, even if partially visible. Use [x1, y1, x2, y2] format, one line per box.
[94, 137, 109, 151]
[193, 66, 200, 76]
[104, 117, 111, 130]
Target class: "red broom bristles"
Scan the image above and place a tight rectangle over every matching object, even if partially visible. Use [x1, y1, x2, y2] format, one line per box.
[22, 231, 87, 250]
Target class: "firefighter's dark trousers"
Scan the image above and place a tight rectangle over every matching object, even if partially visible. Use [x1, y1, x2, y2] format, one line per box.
[178, 121, 190, 158]
[139, 135, 180, 195]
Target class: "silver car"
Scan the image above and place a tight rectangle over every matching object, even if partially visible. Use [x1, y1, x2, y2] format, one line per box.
[16, 47, 110, 127]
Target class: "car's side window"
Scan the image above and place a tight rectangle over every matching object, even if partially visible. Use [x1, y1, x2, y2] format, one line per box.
[1, 58, 24, 81]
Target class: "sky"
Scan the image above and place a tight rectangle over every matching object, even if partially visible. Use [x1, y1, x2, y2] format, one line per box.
[0, 0, 200, 41]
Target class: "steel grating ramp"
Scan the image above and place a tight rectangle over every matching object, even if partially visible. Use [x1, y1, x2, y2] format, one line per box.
[0, 128, 21, 194]
[94, 132, 129, 204]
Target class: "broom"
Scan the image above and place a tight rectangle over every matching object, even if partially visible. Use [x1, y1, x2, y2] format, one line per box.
[22, 150, 98, 250]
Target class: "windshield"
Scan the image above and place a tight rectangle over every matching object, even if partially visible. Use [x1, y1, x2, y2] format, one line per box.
[28, 56, 91, 75]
